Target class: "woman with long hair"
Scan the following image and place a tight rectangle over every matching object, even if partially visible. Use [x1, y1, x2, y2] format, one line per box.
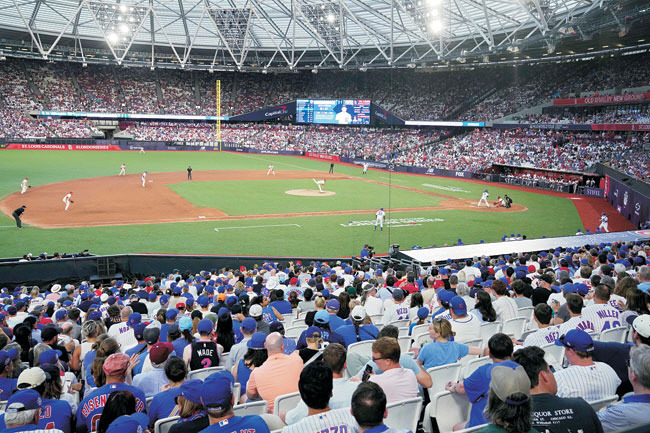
[70, 320, 104, 372]
[471, 291, 497, 322]
[614, 276, 638, 298]
[408, 292, 425, 321]
[91, 337, 120, 388]
[34, 363, 74, 433]
[621, 288, 650, 326]
[416, 317, 482, 369]
[216, 312, 235, 353]
[12, 323, 34, 363]
[233, 332, 268, 401]
[337, 292, 351, 319]
[97, 390, 136, 433]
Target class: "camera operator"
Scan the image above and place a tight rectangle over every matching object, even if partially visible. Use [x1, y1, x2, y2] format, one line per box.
[360, 245, 374, 261]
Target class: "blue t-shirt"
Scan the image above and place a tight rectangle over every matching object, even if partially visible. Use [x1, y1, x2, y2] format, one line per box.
[197, 415, 270, 433]
[236, 358, 253, 393]
[328, 314, 347, 331]
[417, 341, 469, 370]
[0, 377, 17, 401]
[149, 387, 182, 426]
[337, 324, 380, 347]
[0, 398, 73, 433]
[464, 360, 519, 428]
[269, 300, 292, 314]
[125, 343, 147, 358]
[83, 350, 97, 388]
[296, 327, 346, 349]
[132, 349, 150, 376]
[171, 337, 191, 358]
[262, 307, 278, 324]
[160, 323, 170, 342]
[77, 382, 147, 433]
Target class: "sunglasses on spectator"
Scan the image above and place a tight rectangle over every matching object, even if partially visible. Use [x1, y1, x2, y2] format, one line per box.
[372, 356, 387, 362]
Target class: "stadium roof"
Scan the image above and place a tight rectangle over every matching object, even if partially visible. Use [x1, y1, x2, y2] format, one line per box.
[0, 0, 647, 70]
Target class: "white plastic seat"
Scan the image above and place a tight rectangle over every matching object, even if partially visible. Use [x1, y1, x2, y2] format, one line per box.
[397, 336, 411, 353]
[414, 333, 431, 349]
[146, 396, 153, 410]
[423, 391, 470, 433]
[517, 307, 534, 321]
[369, 314, 383, 324]
[541, 343, 565, 370]
[385, 397, 423, 432]
[398, 327, 410, 337]
[187, 366, 224, 381]
[233, 400, 268, 415]
[390, 319, 411, 329]
[285, 325, 307, 339]
[233, 382, 241, 404]
[426, 362, 461, 397]
[502, 317, 527, 340]
[291, 318, 306, 328]
[519, 329, 535, 342]
[589, 395, 618, 411]
[599, 327, 627, 343]
[461, 357, 492, 379]
[480, 322, 502, 347]
[282, 313, 294, 323]
[273, 391, 301, 416]
[348, 340, 375, 358]
[411, 324, 429, 340]
[219, 352, 230, 367]
[154, 416, 180, 433]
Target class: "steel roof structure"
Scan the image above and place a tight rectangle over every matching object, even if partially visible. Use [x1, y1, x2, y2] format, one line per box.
[0, 0, 646, 70]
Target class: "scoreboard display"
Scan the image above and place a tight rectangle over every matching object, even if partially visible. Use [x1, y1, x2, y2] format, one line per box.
[296, 99, 371, 125]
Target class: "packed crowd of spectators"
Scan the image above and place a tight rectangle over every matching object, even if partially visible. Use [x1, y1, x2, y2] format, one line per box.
[159, 70, 198, 115]
[520, 109, 650, 125]
[0, 240, 649, 433]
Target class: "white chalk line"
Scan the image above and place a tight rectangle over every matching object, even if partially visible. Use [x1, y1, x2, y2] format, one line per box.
[380, 177, 407, 183]
[237, 153, 315, 171]
[214, 223, 301, 232]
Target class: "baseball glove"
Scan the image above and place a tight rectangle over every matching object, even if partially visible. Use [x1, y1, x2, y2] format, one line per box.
[70, 200, 75, 203]
[28, 185, 32, 188]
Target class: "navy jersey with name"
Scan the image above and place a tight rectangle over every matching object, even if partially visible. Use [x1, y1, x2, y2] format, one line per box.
[76, 382, 147, 433]
[198, 414, 270, 433]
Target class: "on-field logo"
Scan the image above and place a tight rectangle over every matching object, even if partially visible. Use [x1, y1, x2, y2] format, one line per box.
[341, 217, 444, 227]
[422, 183, 470, 193]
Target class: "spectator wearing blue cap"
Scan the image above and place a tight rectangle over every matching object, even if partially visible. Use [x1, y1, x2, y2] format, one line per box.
[324, 299, 346, 331]
[232, 332, 268, 399]
[107, 307, 138, 352]
[200, 371, 270, 433]
[554, 329, 620, 401]
[167, 379, 208, 433]
[147, 356, 187, 428]
[0, 348, 18, 400]
[296, 311, 346, 350]
[125, 323, 149, 358]
[183, 319, 220, 371]
[448, 296, 482, 343]
[2, 389, 63, 433]
[160, 309, 179, 343]
[432, 289, 453, 321]
[145, 292, 160, 317]
[226, 318, 257, 371]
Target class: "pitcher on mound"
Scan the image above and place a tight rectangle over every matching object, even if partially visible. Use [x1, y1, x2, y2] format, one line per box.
[313, 178, 326, 193]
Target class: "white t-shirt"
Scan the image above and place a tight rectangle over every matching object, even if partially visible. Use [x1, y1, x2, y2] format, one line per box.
[364, 295, 384, 317]
[382, 302, 410, 325]
[547, 292, 566, 307]
[492, 296, 519, 322]
[450, 315, 482, 343]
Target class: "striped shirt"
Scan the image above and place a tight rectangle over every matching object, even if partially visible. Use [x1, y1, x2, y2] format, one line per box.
[554, 362, 621, 402]
[522, 326, 560, 348]
[582, 303, 622, 333]
[558, 315, 596, 336]
[281, 407, 359, 433]
[492, 296, 519, 322]
[107, 321, 138, 352]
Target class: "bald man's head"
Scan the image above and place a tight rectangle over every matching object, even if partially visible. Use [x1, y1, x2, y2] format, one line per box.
[265, 332, 284, 354]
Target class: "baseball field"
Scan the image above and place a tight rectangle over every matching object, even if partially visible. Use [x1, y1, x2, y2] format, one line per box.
[0, 149, 633, 258]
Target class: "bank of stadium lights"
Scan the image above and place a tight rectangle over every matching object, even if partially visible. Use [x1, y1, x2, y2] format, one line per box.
[87, 2, 148, 49]
[300, 2, 343, 53]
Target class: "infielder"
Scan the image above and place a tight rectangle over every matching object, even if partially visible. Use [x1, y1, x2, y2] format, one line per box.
[477, 189, 490, 207]
[598, 212, 609, 232]
[267, 164, 275, 176]
[141, 171, 147, 187]
[375, 207, 385, 231]
[362, 162, 369, 175]
[62, 191, 73, 211]
[20, 177, 29, 194]
[313, 178, 326, 193]
[119, 163, 126, 176]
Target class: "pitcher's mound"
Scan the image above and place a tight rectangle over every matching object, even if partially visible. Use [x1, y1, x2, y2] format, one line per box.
[286, 189, 336, 197]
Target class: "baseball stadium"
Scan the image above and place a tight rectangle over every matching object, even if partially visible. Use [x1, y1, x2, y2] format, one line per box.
[0, 0, 649, 432]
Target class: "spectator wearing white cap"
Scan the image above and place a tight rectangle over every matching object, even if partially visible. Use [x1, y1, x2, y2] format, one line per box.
[337, 306, 379, 347]
[553, 329, 621, 402]
[249, 304, 270, 335]
[597, 341, 650, 431]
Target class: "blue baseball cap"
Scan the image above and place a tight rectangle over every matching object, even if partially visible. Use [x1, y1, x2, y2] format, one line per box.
[449, 296, 467, 316]
[38, 349, 61, 365]
[133, 322, 147, 340]
[417, 307, 429, 320]
[106, 413, 149, 433]
[128, 313, 142, 327]
[201, 371, 235, 410]
[197, 319, 213, 334]
[314, 310, 330, 325]
[6, 389, 41, 412]
[198, 296, 209, 307]
[179, 379, 204, 404]
[0, 348, 18, 367]
[326, 299, 340, 311]
[247, 332, 267, 349]
[159, 295, 170, 305]
[148, 293, 157, 302]
[555, 329, 594, 352]
[574, 283, 589, 296]
[54, 310, 67, 320]
[88, 311, 103, 321]
[438, 289, 454, 304]
[166, 309, 178, 320]
[240, 317, 257, 333]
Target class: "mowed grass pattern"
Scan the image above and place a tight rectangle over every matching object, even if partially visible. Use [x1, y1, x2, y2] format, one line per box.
[0, 149, 585, 257]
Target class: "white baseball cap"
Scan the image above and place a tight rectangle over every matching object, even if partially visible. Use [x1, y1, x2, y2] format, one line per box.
[351, 306, 367, 321]
[633, 314, 650, 338]
[100, 293, 109, 302]
[249, 304, 263, 317]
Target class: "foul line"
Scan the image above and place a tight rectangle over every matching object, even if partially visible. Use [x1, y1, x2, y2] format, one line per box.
[237, 153, 315, 171]
[380, 177, 407, 183]
[214, 223, 301, 232]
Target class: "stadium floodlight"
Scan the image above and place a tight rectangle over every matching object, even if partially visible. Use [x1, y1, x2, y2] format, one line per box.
[86, 1, 150, 61]
[206, 6, 253, 68]
[428, 19, 444, 34]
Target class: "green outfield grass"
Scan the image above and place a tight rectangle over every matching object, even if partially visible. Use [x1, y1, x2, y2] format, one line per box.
[0, 149, 586, 257]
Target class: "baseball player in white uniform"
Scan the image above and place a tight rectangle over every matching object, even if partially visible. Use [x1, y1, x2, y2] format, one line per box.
[267, 164, 275, 176]
[375, 207, 385, 231]
[598, 212, 609, 232]
[141, 171, 147, 187]
[62, 192, 73, 211]
[119, 163, 126, 176]
[477, 189, 490, 207]
[313, 178, 326, 193]
[20, 177, 29, 194]
[362, 162, 369, 175]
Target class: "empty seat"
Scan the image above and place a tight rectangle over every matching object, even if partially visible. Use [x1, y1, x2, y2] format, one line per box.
[154, 416, 180, 433]
[426, 362, 462, 397]
[273, 391, 301, 416]
[502, 317, 527, 340]
[188, 366, 224, 381]
[385, 397, 423, 432]
[233, 400, 268, 416]
[348, 340, 375, 358]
